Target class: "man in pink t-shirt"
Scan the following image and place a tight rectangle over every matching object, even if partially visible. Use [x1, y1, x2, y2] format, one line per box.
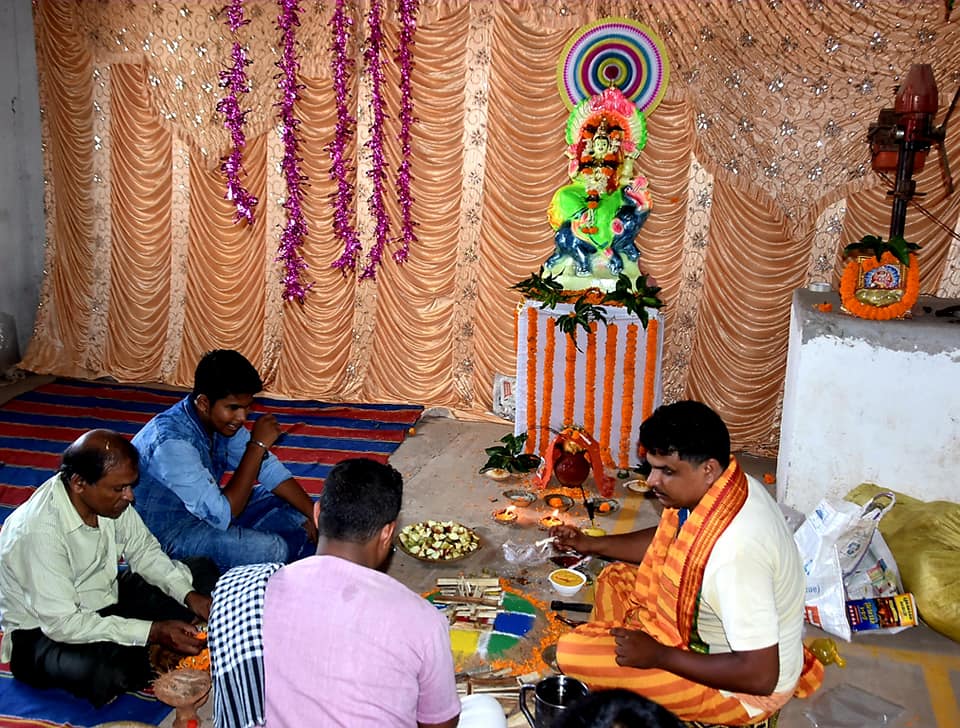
[262, 458, 505, 728]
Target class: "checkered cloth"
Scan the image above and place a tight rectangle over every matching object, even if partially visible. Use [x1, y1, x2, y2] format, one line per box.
[208, 562, 283, 728]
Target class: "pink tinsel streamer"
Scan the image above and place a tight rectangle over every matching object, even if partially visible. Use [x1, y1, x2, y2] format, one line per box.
[276, 0, 312, 302]
[360, 0, 390, 280]
[329, 0, 362, 274]
[216, 0, 258, 225]
[392, 0, 418, 265]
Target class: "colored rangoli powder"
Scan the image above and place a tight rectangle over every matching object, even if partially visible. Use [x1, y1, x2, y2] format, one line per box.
[493, 611, 535, 635]
[429, 588, 540, 664]
[449, 628, 480, 658]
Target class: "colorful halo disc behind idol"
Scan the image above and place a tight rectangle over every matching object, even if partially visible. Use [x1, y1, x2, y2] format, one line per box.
[557, 17, 671, 114]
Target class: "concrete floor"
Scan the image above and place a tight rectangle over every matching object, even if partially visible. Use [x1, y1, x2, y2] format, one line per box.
[2, 376, 955, 726]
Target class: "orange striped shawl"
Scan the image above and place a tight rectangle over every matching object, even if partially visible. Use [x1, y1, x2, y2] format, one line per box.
[632, 457, 748, 648]
[628, 456, 824, 699]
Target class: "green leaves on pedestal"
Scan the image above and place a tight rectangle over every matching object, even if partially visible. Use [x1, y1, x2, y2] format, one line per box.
[512, 270, 664, 346]
[511, 268, 566, 309]
[843, 234, 921, 267]
[602, 273, 664, 328]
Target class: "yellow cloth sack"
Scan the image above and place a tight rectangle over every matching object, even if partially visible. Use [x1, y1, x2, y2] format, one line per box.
[846, 483, 960, 643]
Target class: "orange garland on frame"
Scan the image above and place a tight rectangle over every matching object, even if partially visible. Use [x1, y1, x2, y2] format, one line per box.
[563, 331, 577, 426]
[839, 252, 919, 321]
[617, 324, 639, 470]
[525, 306, 538, 454]
[600, 323, 619, 467]
[540, 323, 556, 450]
[642, 317, 659, 421]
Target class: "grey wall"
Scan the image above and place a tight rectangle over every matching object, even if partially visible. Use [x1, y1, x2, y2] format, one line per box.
[0, 0, 44, 360]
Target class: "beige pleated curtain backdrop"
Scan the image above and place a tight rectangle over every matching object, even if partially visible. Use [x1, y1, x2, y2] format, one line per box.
[24, 0, 960, 455]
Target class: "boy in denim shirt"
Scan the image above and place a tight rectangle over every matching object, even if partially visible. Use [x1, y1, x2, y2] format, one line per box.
[133, 350, 316, 570]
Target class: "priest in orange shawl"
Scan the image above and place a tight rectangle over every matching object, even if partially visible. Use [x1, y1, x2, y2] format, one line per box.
[550, 401, 823, 727]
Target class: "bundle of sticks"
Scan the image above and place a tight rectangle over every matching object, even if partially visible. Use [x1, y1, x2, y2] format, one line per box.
[456, 666, 541, 696]
[434, 576, 502, 628]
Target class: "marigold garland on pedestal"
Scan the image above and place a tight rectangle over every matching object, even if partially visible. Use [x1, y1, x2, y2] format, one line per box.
[839, 252, 919, 321]
[563, 334, 577, 425]
[600, 324, 618, 467]
[525, 306, 538, 454]
[618, 323, 638, 470]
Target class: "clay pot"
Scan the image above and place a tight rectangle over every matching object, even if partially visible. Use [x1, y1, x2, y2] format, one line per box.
[553, 449, 591, 488]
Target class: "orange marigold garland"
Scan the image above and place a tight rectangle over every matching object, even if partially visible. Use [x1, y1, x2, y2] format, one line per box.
[642, 317, 659, 421]
[600, 324, 619, 467]
[175, 630, 210, 671]
[563, 331, 577, 426]
[840, 252, 919, 321]
[525, 307, 538, 453]
[540, 323, 556, 450]
[618, 324, 639, 470]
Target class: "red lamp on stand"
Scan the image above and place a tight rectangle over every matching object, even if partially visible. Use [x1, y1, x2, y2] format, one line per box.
[868, 63, 958, 238]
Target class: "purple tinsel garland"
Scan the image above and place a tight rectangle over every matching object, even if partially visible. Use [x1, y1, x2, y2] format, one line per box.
[329, 0, 362, 274]
[332, 0, 418, 279]
[393, 0, 418, 265]
[216, 0, 258, 225]
[360, 0, 390, 280]
[276, 0, 311, 302]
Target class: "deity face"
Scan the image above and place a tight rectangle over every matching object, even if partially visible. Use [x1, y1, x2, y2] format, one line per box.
[592, 135, 610, 157]
[870, 267, 896, 289]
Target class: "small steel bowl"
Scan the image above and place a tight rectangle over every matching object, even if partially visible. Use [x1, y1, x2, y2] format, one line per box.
[502, 489, 537, 507]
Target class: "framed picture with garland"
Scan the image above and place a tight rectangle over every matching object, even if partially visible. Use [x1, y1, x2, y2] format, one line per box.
[839, 236, 920, 321]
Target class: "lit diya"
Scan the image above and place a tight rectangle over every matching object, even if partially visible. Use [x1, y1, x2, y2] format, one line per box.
[493, 505, 518, 523]
[539, 509, 563, 530]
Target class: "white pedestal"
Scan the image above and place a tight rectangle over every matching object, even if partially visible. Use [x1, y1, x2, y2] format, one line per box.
[777, 289, 960, 516]
[514, 300, 664, 469]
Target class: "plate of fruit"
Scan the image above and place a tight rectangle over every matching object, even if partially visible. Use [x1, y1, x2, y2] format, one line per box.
[397, 520, 482, 563]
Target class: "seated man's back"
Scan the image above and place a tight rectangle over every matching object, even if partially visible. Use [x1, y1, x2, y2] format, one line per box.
[263, 555, 459, 727]
[260, 458, 505, 728]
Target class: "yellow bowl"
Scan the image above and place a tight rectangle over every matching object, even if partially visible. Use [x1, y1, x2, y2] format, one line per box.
[549, 568, 587, 597]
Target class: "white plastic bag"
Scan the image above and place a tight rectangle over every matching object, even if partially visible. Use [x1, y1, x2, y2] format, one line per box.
[794, 493, 898, 641]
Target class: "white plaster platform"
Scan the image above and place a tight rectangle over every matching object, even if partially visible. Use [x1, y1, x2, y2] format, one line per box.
[777, 288, 960, 516]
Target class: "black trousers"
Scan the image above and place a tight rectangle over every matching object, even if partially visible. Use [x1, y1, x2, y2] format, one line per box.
[9, 556, 218, 707]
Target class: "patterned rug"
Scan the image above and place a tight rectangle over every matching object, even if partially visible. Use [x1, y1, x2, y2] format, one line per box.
[0, 378, 423, 524]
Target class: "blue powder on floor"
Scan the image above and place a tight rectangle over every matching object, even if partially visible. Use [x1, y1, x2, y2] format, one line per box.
[493, 611, 535, 637]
